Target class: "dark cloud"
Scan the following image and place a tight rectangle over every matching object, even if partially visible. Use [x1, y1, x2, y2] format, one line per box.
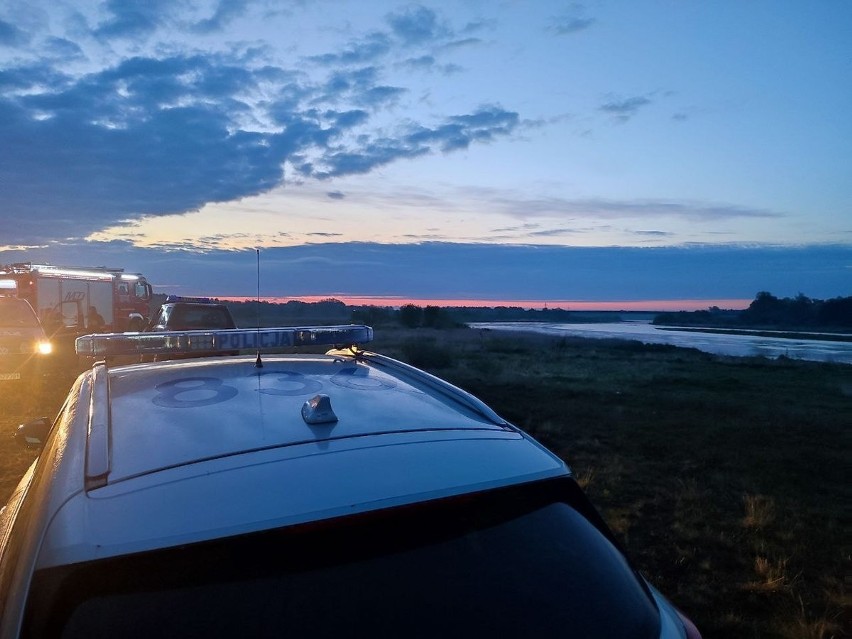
[0, 35, 523, 246]
[326, 191, 345, 200]
[528, 229, 576, 237]
[401, 55, 462, 75]
[191, 0, 251, 34]
[404, 105, 520, 152]
[634, 230, 674, 237]
[387, 5, 448, 46]
[312, 105, 518, 177]
[437, 37, 482, 52]
[308, 33, 392, 66]
[93, 0, 174, 41]
[599, 95, 652, 122]
[553, 17, 595, 34]
[0, 19, 29, 46]
[357, 84, 407, 108]
[3, 242, 849, 303]
[43, 37, 85, 60]
[316, 141, 428, 178]
[315, 66, 398, 104]
[551, 4, 595, 35]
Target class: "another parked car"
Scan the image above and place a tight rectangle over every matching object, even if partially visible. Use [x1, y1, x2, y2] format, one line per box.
[145, 296, 238, 359]
[1, 326, 700, 638]
[147, 296, 237, 331]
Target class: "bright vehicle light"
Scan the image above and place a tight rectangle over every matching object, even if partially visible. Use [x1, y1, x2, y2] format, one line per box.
[34, 266, 114, 280]
[0, 279, 16, 291]
[37, 340, 53, 355]
[75, 325, 373, 357]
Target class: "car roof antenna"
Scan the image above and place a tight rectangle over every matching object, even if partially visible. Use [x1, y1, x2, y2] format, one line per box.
[255, 248, 263, 368]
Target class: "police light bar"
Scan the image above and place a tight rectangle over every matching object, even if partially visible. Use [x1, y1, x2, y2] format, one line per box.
[76, 325, 374, 357]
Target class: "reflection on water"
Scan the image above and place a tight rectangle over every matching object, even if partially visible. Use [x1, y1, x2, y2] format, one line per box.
[468, 321, 852, 365]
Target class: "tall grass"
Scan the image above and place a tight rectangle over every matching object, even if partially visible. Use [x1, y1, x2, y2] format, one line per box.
[371, 328, 851, 638]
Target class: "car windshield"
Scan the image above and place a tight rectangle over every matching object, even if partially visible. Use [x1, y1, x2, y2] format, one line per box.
[165, 305, 233, 329]
[0, 299, 40, 328]
[23, 479, 659, 638]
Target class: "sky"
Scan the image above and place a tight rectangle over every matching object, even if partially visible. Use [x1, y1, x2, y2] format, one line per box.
[0, 0, 850, 309]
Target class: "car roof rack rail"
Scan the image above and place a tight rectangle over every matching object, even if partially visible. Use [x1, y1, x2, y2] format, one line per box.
[349, 350, 510, 428]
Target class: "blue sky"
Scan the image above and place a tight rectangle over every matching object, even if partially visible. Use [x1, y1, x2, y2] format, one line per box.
[1, 1, 850, 307]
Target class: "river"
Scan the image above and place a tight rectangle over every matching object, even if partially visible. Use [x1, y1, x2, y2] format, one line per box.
[467, 321, 852, 365]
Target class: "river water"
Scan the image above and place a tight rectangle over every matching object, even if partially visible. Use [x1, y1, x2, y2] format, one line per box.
[467, 321, 852, 365]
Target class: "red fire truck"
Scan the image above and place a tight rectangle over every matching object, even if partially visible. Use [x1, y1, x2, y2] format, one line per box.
[0, 264, 153, 347]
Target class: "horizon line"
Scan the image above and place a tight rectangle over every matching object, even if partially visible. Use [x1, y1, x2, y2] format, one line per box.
[212, 295, 753, 312]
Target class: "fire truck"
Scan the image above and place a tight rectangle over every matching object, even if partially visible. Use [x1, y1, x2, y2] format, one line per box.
[0, 264, 153, 348]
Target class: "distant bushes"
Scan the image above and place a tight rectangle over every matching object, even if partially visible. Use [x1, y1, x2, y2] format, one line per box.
[654, 292, 852, 330]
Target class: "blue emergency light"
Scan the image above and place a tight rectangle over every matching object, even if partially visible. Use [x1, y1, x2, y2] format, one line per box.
[75, 325, 373, 358]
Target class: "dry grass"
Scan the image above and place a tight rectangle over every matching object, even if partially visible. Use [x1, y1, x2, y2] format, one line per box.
[372, 328, 851, 638]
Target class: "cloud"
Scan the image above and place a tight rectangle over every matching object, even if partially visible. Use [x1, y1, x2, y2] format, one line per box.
[3, 241, 849, 302]
[550, 4, 595, 35]
[191, 0, 251, 34]
[387, 5, 449, 46]
[633, 230, 675, 237]
[326, 191, 345, 200]
[0, 31, 522, 246]
[308, 32, 392, 66]
[312, 105, 519, 177]
[469, 192, 783, 222]
[0, 18, 29, 46]
[93, 0, 174, 41]
[43, 36, 84, 60]
[404, 105, 520, 152]
[401, 55, 462, 75]
[599, 95, 652, 122]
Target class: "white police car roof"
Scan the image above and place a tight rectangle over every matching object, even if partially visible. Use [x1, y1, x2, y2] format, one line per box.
[34, 327, 569, 570]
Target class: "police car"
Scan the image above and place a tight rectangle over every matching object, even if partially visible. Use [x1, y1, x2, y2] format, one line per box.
[0, 326, 701, 638]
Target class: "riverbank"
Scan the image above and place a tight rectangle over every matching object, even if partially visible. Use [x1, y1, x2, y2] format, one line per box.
[1, 327, 849, 638]
[655, 324, 852, 343]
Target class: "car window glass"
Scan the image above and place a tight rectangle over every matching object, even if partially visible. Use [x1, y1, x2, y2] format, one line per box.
[24, 482, 659, 638]
[0, 300, 39, 328]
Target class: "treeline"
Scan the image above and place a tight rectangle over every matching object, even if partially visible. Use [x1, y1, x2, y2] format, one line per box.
[653, 292, 852, 331]
[226, 300, 581, 328]
[150, 296, 594, 328]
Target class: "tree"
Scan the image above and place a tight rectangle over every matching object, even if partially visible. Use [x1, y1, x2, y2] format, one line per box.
[399, 304, 423, 328]
[743, 291, 783, 325]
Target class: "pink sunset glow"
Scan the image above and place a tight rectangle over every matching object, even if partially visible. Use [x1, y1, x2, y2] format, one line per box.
[219, 295, 752, 312]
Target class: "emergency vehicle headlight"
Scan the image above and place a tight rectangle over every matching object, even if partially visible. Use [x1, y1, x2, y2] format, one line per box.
[36, 340, 53, 355]
[75, 325, 373, 357]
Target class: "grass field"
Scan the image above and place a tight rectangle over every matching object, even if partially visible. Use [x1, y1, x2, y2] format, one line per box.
[1, 327, 849, 638]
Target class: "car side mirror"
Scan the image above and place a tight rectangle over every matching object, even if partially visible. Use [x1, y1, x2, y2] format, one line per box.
[16, 417, 51, 449]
